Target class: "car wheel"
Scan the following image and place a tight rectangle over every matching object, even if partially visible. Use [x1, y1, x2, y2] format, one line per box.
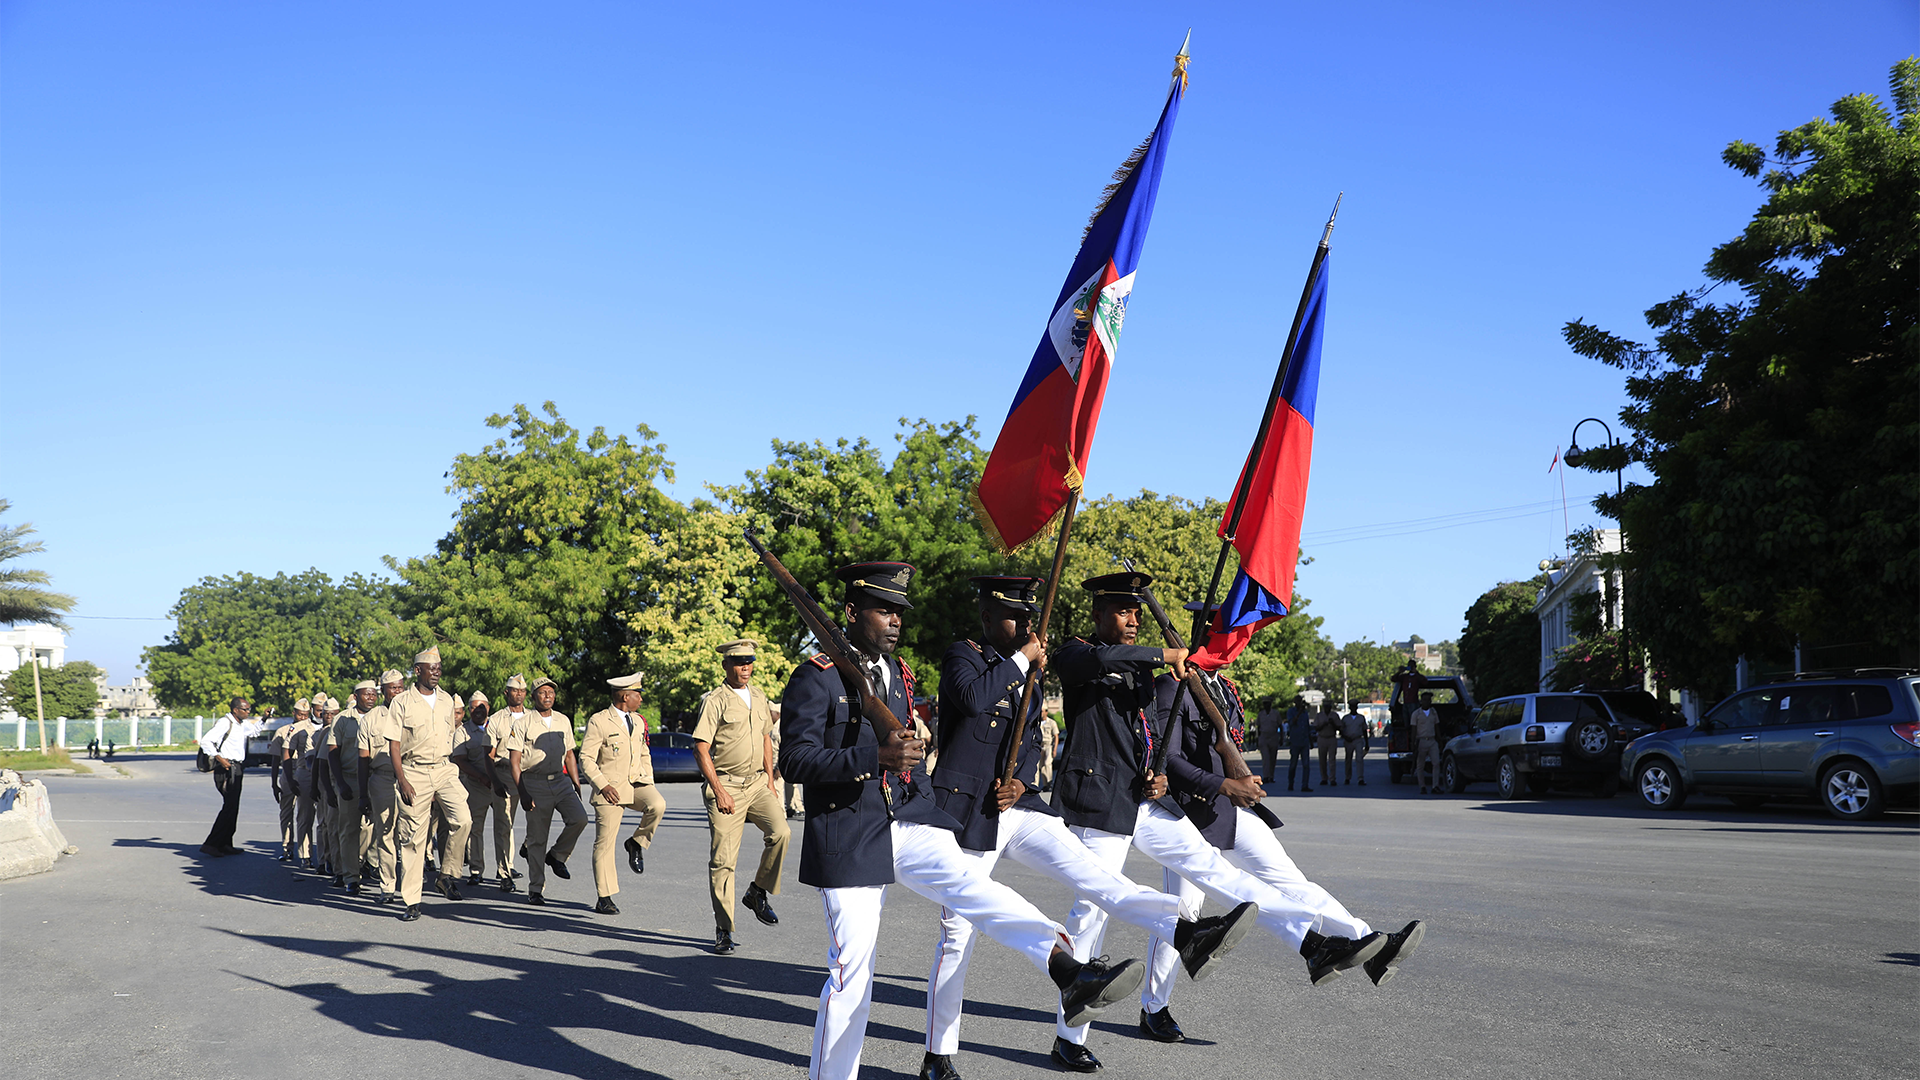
[1727, 795, 1767, 810]
[1439, 754, 1466, 794]
[1635, 759, 1686, 811]
[1495, 755, 1526, 800]
[1819, 761, 1885, 821]
[1570, 719, 1613, 761]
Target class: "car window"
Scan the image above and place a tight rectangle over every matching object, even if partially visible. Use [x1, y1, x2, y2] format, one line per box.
[1777, 687, 1844, 726]
[1839, 684, 1894, 720]
[1485, 701, 1522, 729]
[1706, 689, 1776, 730]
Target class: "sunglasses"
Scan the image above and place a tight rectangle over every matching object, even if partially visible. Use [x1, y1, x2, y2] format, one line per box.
[724, 656, 757, 665]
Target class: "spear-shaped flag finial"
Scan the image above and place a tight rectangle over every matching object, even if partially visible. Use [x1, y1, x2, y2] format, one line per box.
[1320, 191, 1343, 248]
[1174, 29, 1192, 89]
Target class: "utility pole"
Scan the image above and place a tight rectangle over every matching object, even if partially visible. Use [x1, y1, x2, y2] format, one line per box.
[1341, 658, 1350, 709]
[32, 654, 47, 752]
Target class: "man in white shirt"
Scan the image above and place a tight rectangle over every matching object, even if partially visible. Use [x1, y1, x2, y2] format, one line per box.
[198, 697, 262, 857]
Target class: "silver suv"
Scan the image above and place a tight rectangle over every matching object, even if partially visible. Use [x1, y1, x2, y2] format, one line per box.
[1438, 693, 1656, 799]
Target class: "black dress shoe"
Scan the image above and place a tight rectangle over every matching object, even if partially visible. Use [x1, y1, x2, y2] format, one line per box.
[498, 876, 517, 894]
[527, 890, 546, 906]
[374, 891, 395, 906]
[1178, 901, 1257, 981]
[545, 852, 571, 880]
[1050, 1037, 1101, 1073]
[595, 896, 620, 915]
[1139, 1007, 1185, 1043]
[399, 905, 422, 922]
[347, 880, 362, 895]
[1058, 956, 1145, 1028]
[511, 867, 523, 879]
[625, 836, 645, 874]
[1301, 930, 1387, 986]
[743, 884, 779, 926]
[199, 844, 226, 857]
[435, 876, 464, 901]
[1364, 920, 1425, 986]
[918, 1051, 963, 1080]
[467, 871, 482, 886]
[713, 929, 737, 955]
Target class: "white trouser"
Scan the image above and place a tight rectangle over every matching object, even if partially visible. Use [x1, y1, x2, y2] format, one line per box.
[1056, 802, 1322, 1043]
[1143, 806, 1373, 1010]
[812, 821, 1068, 1080]
[924, 806, 1194, 1056]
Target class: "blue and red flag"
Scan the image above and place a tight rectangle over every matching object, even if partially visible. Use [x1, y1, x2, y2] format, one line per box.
[1191, 253, 1329, 671]
[972, 48, 1188, 554]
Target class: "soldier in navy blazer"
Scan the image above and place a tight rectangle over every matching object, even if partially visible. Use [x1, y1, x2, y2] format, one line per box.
[919, 577, 1253, 1080]
[778, 562, 1151, 1080]
[1049, 572, 1405, 1053]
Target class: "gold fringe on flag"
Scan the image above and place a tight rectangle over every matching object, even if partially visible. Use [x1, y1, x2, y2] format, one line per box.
[968, 458, 1087, 558]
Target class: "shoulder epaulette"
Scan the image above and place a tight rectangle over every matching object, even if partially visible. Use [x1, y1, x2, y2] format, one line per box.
[808, 653, 834, 670]
[965, 639, 982, 653]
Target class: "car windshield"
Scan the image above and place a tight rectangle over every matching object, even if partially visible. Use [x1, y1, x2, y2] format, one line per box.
[1420, 689, 1462, 706]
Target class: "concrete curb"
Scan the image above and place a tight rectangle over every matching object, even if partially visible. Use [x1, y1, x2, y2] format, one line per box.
[0, 769, 75, 880]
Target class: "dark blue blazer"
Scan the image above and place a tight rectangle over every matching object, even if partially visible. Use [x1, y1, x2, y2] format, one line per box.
[1052, 635, 1183, 835]
[779, 652, 956, 889]
[1156, 671, 1249, 850]
[931, 639, 1056, 853]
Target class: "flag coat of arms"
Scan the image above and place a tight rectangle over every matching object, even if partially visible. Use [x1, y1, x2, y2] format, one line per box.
[972, 50, 1187, 554]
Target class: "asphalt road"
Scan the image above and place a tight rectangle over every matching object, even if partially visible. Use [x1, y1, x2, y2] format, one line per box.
[4, 752, 1915, 1080]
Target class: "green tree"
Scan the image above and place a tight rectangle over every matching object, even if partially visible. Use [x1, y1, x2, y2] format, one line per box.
[384, 402, 680, 716]
[1306, 639, 1412, 705]
[1563, 59, 1920, 690]
[0, 500, 77, 628]
[142, 571, 394, 716]
[0, 660, 101, 720]
[1459, 576, 1549, 701]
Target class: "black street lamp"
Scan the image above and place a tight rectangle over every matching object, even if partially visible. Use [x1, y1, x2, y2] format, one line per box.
[1564, 417, 1632, 688]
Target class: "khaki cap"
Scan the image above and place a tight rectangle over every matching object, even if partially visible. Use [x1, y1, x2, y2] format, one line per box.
[452, 694, 466, 709]
[716, 639, 758, 659]
[413, 645, 442, 665]
[468, 690, 489, 706]
[294, 697, 311, 711]
[531, 676, 558, 693]
[353, 680, 377, 692]
[606, 671, 645, 690]
[379, 669, 406, 686]
[504, 674, 528, 691]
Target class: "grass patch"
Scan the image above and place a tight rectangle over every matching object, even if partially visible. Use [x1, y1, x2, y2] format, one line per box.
[0, 747, 91, 774]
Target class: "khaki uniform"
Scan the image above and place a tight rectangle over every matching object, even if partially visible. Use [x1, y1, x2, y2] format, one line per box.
[507, 710, 587, 893]
[271, 722, 306, 857]
[287, 720, 320, 863]
[692, 684, 788, 931]
[479, 709, 524, 880]
[306, 720, 337, 871]
[1412, 706, 1442, 790]
[388, 686, 472, 907]
[458, 719, 509, 879]
[579, 705, 666, 901]
[358, 705, 401, 895]
[329, 709, 372, 878]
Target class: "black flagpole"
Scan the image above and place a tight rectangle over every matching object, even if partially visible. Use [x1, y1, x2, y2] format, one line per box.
[1191, 194, 1342, 646]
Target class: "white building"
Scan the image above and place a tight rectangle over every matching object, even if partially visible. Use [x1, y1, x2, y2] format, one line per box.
[95, 674, 162, 717]
[1533, 529, 1625, 690]
[0, 625, 66, 676]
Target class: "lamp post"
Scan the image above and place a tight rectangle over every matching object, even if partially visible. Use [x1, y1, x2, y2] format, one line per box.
[1563, 418, 1631, 688]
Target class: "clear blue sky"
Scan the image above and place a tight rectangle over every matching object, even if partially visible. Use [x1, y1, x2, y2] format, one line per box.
[3, 1, 1913, 684]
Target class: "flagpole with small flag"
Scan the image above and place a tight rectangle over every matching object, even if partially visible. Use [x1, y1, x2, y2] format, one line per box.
[975, 34, 1192, 781]
[1189, 195, 1340, 668]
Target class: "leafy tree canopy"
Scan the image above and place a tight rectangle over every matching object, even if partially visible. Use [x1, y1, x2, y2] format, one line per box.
[1564, 59, 1919, 689]
[0, 499, 77, 629]
[1459, 576, 1549, 701]
[1305, 639, 1415, 705]
[0, 660, 101, 721]
[141, 570, 394, 717]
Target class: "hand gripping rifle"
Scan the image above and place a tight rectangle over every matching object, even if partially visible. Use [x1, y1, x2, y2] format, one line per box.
[744, 529, 910, 747]
[1129, 561, 1282, 829]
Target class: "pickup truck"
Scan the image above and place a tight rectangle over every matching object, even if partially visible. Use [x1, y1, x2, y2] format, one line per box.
[1385, 674, 1476, 784]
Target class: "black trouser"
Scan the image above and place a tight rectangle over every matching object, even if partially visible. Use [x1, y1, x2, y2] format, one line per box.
[205, 763, 245, 849]
[1288, 747, 1312, 788]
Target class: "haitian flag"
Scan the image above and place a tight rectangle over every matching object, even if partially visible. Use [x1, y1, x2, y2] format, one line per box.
[971, 47, 1187, 553]
[1191, 252, 1329, 672]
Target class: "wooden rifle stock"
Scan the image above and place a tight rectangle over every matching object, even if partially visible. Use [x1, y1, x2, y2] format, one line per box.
[743, 529, 909, 744]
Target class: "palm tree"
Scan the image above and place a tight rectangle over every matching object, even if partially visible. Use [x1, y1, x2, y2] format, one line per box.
[0, 500, 77, 628]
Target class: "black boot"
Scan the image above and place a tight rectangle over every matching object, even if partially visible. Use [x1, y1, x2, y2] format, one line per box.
[1300, 930, 1387, 986]
[1054, 953, 1145, 1028]
[1363, 920, 1425, 986]
[625, 836, 645, 873]
[595, 896, 620, 915]
[1050, 1038, 1101, 1073]
[1138, 1006, 1185, 1043]
[1176, 901, 1257, 981]
[918, 1051, 963, 1080]
[713, 928, 737, 955]
[399, 904, 422, 922]
[743, 883, 779, 926]
[544, 852, 571, 880]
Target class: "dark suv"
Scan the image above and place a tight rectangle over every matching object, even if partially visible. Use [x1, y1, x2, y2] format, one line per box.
[1438, 693, 1656, 799]
[1621, 672, 1920, 820]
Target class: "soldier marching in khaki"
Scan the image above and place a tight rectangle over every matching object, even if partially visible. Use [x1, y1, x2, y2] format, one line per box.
[287, 697, 323, 871]
[486, 675, 531, 891]
[356, 670, 407, 903]
[329, 680, 377, 893]
[272, 697, 310, 862]
[506, 676, 587, 906]
[692, 640, 787, 953]
[457, 690, 511, 887]
[308, 697, 338, 878]
[579, 672, 666, 915]
[386, 647, 473, 921]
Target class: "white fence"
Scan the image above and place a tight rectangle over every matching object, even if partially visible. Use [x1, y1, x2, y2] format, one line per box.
[5, 717, 208, 751]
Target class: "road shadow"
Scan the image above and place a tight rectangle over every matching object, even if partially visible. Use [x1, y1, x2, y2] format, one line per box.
[1458, 793, 1920, 830]
[1882, 952, 1920, 967]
